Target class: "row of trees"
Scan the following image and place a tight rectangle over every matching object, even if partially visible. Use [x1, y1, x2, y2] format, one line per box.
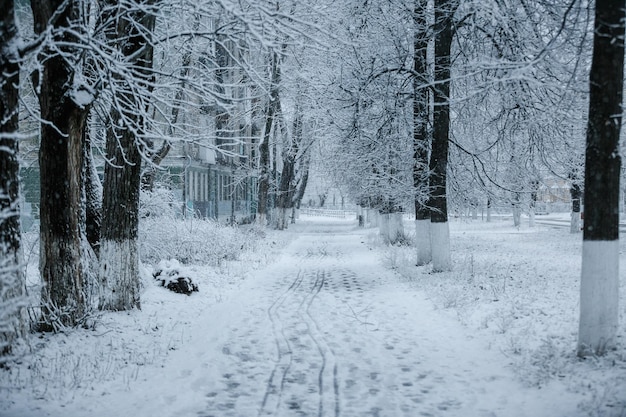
[0, 0, 327, 359]
[1, 0, 622, 359]
[322, 0, 590, 251]
[311, 0, 622, 356]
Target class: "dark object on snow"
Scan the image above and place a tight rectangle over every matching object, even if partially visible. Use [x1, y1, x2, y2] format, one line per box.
[153, 263, 198, 295]
[164, 276, 198, 295]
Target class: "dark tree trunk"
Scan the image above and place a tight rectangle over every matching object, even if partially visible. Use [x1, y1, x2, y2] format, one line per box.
[578, 0, 625, 356]
[275, 103, 302, 229]
[430, 0, 456, 225]
[32, 0, 91, 330]
[571, 183, 582, 213]
[0, 0, 25, 355]
[257, 52, 281, 226]
[429, 0, 458, 271]
[83, 122, 102, 256]
[582, 3, 623, 241]
[413, 0, 430, 223]
[99, 0, 157, 311]
[276, 154, 295, 230]
[413, 0, 432, 265]
[569, 170, 582, 233]
[293, 155, 310, 211]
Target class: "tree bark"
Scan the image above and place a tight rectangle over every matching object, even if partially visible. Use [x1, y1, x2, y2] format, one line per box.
[32, 0, 91, 330]
[83, 122, 102, 256]
[569, 173, 582, 233]
[578, 0, 624, 357]
[257, 52, 281, 226]
[275, 103, 303, 230]
[529, 181, 538, 228]
[0, 0, 25, 355]
[413, 0, 431, 265]
[99, 0, 157, 311]
[512, 192, 521, 228]
[429, 0, 457, 272]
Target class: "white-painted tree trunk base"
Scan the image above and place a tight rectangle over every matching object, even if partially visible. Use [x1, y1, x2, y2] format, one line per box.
[415, 219, 431, 266]
[578, 240, 619, 356]
[513, 208, 521, 228]
[379, 213, 390, 243]
[431, 221, 452, 272]
[0, 254, 27, 352]
[82, 237, 99, 310]
[529, 211, 535, 228]
[388, 212, 404, 244]
[369, 210, 378, 227]
[570, 212, 581, 233]
[486, 207, 492, 222]
[275, 208, 288, 230]
[99, 239, 140, 311]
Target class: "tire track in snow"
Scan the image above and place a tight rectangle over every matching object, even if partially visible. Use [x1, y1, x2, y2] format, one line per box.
[259, 269, 340, 417]
[259, 271, 305, 416]
[302, 270, 340, 417]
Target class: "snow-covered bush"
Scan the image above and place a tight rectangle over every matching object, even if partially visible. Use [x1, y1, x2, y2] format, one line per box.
[139, 185, 179, 219]
[152, 259, 198, 295]
[139, 213, 257, 267]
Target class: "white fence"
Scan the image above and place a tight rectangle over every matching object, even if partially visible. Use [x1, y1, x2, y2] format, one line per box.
[300, 208, 356, 219]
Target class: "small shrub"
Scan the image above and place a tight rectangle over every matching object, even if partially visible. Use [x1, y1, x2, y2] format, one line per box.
[153, 259, 198, 295]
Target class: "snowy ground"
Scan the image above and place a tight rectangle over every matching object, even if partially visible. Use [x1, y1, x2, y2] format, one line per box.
[1, 214, 625, 417]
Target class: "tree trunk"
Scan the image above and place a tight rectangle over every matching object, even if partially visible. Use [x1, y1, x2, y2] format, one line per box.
[512, 193, 521, 228]
[275, 154, 295, 230]
[578, 0, 624, 357]
[99, 111, 143, 310]
[32, 0, 91, 330]
[414, 0, 432, 265]
[275, 104, 302, 230]
[0, 0, 25, 355]
[83, 121, 102, 256]
[429, 0, 457, 272]
[570, 177, 582, 233]
[529, 182, 537, 227]
[388, 211, 404, 244]
[257, 52, 281, 226]
[379, 211, 390, 243]
[99, 1, 157, 311]
[291, 156, 310, 224]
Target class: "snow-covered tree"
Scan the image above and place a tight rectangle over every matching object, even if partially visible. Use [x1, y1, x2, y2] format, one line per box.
[98, 0, 158, 311]
[325, 0, 414, 244]
[31, 0, 93, 329]
[0, 0, 26, 356]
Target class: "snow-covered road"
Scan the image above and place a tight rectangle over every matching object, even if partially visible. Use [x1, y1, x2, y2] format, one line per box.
[3, 217, 585, 417]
